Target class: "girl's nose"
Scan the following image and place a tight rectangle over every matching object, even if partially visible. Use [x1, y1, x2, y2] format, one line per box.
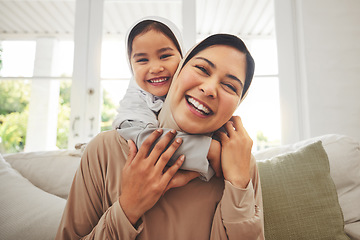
[149, 63, 164, 74]
[199, 80, 217, 98]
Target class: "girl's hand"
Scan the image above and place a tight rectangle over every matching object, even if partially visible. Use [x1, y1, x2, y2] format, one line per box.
[207, 139, 222, 177]
[216, 116, 253, 188]
[119, 129, 185, 226]
[165, 170, 200, 192]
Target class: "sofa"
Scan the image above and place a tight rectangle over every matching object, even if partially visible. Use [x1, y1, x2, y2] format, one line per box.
[0, 134, 359, 239]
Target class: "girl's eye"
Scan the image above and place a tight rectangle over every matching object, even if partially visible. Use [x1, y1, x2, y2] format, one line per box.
[136, 58, 148, 63]
[160, 54, 172, 59]
[195, 65, 209, 75]
[223, 83, 237, 93]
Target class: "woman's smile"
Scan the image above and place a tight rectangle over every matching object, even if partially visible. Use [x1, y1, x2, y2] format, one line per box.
[185, 95, 213, 118]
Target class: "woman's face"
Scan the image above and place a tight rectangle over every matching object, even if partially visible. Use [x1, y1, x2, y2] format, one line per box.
[130, 29, 181, 97]
[170, 45, 247, 134]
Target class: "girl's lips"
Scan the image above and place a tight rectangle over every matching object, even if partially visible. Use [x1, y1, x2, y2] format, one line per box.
[147, 77, 170, 86]
[185, 95, 213, 118]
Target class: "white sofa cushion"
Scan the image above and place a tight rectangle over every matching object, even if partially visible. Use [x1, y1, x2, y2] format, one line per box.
[254, 134, 360, 236]
[3, 149, 81, 199]
[0, 153, 66, 240]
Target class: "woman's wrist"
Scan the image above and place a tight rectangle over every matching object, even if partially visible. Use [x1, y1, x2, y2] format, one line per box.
[119, 196, 141, 226]
[225, 173, 250, 189]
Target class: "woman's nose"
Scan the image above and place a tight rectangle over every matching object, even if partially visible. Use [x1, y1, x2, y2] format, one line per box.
[149, 63, 164, 74]
[199, 80, 217, 98]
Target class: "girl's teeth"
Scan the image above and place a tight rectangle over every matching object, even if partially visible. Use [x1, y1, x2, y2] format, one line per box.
[150, 78, 167, 83]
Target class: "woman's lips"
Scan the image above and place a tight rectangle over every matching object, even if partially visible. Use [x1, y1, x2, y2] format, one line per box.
[185, 95, 213, 118]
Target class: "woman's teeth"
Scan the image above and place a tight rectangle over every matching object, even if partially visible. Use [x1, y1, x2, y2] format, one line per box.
[149, 77, 168, 83]
[187, 97, 211, 114]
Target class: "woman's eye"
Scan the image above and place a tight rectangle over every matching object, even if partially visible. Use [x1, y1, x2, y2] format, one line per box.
[160, 54, 172, 59]
[223, 83, 237, 93]
[136, 58, 148, 63]
[195, 65, 209, 75]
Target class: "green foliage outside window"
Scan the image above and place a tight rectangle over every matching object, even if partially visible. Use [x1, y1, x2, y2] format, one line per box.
[0, 80, 117, 153]
[0, 81, 30, 153]
[56, 81, 71, 149]
[0, 43, 2, 73]
[101, 90, 116, 131]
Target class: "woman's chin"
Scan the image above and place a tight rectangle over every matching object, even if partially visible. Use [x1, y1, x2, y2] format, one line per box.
[177, 122, 213, 135]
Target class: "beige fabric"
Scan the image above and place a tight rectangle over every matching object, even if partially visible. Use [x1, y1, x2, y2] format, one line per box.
[56, 130, 264, 239]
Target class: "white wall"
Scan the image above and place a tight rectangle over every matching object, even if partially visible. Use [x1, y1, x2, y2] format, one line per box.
[275, 0, 360, 144]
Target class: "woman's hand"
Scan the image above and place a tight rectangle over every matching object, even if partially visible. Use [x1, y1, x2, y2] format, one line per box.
[216, 116, 253, 188]
[207, 139, 222, 177]
[119, 129, 185, 226]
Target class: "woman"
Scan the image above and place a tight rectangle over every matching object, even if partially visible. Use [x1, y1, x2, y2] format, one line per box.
[56, 34, 264, 239]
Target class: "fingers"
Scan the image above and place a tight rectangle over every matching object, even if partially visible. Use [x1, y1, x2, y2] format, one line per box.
[215, 129, 229, 143]
[222, 116, 244, 138]
[231, 116, 244, 132]
[148, 129, 178, 165]
[155, 136, 183, 171]
[161, 154, 185, 186]
[126, 140, 138, 166]
[231, 116, 251, 141]
[216, 116, 246, 144]
[208, 157, 222, 178]
[137, 129, 163, 158]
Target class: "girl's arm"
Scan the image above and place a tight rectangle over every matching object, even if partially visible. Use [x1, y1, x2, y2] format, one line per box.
[114, 84, 219, 181]
[118, 125, 215, 181]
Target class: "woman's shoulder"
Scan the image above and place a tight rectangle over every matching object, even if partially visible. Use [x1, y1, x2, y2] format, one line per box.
[84, 130, 129, 166]
[89, 130, 128, 148]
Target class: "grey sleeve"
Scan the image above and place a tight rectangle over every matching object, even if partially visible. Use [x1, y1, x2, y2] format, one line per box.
[112, 84, 159, 129]
[117, 124, 215, 181]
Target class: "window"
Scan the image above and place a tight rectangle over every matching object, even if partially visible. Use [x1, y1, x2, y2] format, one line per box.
[1, 0, 280, 153]
[235, 38, 281, 150]
[0, 40, 74, 153]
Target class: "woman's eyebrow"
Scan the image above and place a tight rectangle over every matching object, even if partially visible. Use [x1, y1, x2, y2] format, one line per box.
[195, 56, 244, 87]
[226, 74, 244, 88]
[195, 57, 215, 68]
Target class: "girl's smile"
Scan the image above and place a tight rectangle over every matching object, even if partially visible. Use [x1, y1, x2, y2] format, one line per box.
[147, 77, 170, 86]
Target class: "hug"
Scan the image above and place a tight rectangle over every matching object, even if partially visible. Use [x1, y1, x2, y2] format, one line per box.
[56, 17, 263, 239]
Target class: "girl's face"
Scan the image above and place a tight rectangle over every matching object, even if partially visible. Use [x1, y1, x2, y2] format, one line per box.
[130, 29, 181, 97]
[170, 45, 247, 134]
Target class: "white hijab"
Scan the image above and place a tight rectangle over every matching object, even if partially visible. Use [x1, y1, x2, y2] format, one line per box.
[112, 16, 184, 129]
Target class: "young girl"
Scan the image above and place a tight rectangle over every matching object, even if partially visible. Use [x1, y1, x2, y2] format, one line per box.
[112, 16, 183, 130]
[112, 17, 219, 180]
